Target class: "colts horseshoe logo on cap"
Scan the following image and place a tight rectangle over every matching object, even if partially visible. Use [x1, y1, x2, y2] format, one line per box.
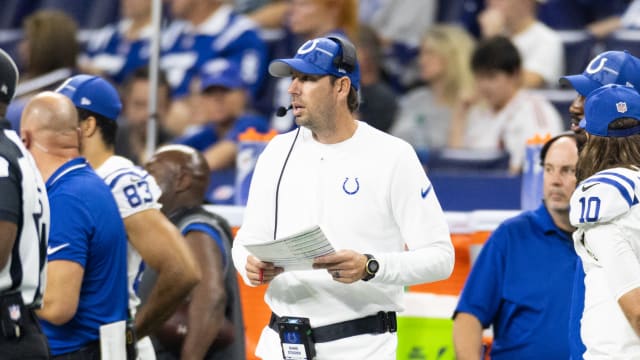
[297, 39, 334, 57]
[297, 39, 320, 55]
[585, 56, 608, 75]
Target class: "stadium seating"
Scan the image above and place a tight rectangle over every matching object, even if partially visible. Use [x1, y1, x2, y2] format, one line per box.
[429, 170, 521, 211]
[531, 88, 577, 128]
[604, 29, 640, 58]
[557, 30, 597, 76]
[0, 0, 40, 29]
[39, 0, 119, 29]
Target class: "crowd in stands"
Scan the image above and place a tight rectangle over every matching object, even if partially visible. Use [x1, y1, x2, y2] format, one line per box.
[2, 0, 640, 205]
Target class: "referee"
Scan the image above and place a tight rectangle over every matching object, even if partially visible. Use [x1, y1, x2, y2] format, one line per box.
[0, 49, 51, 358]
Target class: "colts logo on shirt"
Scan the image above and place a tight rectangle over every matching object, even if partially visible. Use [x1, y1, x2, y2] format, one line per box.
[342, 177, 359, 195]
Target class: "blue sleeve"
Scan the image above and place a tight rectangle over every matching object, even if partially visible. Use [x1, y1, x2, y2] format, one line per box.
[569, 258, 587, 359]
[173, 126, 218, 152]
[224, 31, 269, 100]
[225, 115, 270, 142]
[183, 222, 227, 269]
[455, 226, 506, 328]
[47, 193, 92, 267]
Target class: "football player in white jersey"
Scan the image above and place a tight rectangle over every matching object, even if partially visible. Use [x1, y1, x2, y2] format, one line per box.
[569, 84, 640, 358]
[56, 74, 200, 359]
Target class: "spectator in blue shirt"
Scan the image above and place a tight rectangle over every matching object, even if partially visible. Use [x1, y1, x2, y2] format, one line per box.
[21, 92, 129, 358]
[453, 132, 580, 360]
[80, 0, 155, 84]
[161, 0, 269, 136]
[174, 59, 269, 204]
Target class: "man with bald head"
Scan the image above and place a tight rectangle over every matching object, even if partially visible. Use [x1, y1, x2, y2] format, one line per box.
[21, 91, 129, 358]
[144, 144, 245, 360]
[56, 74, 200, 359]
[0, 49, 50, 358]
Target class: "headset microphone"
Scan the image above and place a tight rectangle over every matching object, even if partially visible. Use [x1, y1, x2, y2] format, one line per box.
[276, 105, 293, 117]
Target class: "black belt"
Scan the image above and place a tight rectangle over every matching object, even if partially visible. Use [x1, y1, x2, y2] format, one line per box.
[52, 340, 100, 360]
[269, 311, 397, 343]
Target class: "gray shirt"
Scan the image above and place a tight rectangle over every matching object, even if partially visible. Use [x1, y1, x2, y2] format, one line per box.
[390, 87, 452, 149]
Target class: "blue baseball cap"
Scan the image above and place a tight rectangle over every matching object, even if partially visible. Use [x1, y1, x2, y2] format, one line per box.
[56, 74, 122, 121]
[200, 60, 246, 91]
[269, 36, 361, 91]
[581, 84, 640, 137]
[560, 50, 640, 97]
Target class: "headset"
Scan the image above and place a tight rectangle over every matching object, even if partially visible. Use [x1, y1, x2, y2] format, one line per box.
[328, 36, 357, 74]
[273, 128, 300, 240]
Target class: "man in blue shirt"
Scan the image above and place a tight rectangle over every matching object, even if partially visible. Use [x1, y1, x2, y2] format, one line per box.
[160, 0, 269, 137]
[20, 91, 128, 358]
[81, 0, 153, 84]
[453, 133, 580, 359]
[161, 0, 268, 99]
[55, 73, 200, 359]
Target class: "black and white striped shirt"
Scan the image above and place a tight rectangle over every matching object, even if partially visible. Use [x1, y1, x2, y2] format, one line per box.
[0, 118, 49, 306]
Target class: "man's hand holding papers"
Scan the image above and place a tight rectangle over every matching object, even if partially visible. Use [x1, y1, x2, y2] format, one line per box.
[243, 225, 336, 285]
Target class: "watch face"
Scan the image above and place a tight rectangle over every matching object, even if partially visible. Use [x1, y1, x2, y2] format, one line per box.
[367, 259, 379, 274]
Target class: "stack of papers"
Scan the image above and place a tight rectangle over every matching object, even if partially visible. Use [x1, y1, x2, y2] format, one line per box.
[244, 225, 335, 270]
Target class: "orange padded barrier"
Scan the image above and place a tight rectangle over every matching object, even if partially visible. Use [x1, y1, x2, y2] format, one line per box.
[232, 226, 271, 360]
[408, 233, 472, 295]
[237, 274, 269, 360]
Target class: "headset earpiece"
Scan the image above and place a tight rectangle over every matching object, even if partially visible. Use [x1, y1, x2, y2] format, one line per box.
[328, 36, 356, 73]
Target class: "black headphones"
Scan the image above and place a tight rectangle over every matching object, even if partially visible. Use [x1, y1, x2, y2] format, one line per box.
[328, 36, 357, 73]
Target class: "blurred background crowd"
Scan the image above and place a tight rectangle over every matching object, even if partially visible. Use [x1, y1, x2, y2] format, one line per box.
[2, 0, 640, 210]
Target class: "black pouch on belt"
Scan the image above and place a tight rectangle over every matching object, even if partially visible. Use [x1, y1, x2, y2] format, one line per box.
[125, 316, 137, 360]
[277, 316, 316, 360]
[0, 290, 25, 339]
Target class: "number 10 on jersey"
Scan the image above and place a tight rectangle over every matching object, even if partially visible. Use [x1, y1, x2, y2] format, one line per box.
[578, 196, 601, 223]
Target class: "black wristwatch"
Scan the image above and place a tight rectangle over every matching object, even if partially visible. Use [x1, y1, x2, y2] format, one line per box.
[362, 254, 379, 281]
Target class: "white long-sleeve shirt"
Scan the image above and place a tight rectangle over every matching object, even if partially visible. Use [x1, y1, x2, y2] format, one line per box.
[232, 121, 454, 326]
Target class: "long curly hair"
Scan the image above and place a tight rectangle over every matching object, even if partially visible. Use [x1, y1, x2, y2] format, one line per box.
[576, 118, 640, 183]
